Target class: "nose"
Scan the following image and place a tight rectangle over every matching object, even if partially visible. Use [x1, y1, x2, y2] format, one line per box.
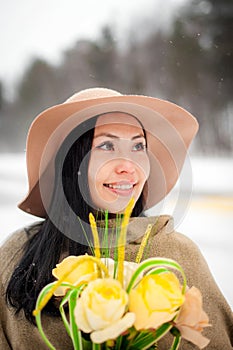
[114, 158, 136, 174]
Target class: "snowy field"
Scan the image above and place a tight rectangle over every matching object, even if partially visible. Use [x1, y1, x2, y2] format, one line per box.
[0, 153, 233, 308]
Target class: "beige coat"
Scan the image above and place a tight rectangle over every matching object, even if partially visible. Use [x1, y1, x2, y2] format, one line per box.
[0, 216, 232, 349]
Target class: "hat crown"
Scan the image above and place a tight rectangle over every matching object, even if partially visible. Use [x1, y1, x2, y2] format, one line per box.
[65, 87, 122, 103]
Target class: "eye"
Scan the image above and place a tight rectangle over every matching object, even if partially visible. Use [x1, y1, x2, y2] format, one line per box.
[96, 141, 114, 151]
[132, 142, 146, 151]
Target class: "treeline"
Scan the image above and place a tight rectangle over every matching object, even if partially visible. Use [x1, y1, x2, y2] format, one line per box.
[0, 0, 232, 154]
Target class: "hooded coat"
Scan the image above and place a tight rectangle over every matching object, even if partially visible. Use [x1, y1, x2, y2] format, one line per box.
[0, 215, 232, 349]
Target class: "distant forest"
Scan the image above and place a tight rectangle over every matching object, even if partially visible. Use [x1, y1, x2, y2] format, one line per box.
[0, 0, 232, 155]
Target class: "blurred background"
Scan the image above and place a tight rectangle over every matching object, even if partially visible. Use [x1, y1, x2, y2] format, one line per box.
[0, 0, 232, 307]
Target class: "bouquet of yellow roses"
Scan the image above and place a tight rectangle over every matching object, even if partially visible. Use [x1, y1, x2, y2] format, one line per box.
[33, 200, 210, 349]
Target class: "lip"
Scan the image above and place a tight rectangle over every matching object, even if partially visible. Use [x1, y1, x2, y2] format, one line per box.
[103, 181, 137, 197]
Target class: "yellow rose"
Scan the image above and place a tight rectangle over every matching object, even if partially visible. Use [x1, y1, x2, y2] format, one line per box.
[74, 278, 135, 344]
[129, 271, 184, 330]
[52, 255, 98, 296]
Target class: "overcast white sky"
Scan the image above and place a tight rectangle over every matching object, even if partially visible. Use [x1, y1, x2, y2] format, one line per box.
[0, 0, 187, 96]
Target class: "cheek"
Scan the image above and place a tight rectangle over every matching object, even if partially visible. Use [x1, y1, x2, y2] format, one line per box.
[137, 155, 150, 182]
[93, 169, 106, 189]
[88, 155, 111, 194]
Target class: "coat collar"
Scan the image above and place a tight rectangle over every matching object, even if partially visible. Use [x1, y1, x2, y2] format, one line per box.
[97, 215, 174, 245]
[126, 215, 174, 244]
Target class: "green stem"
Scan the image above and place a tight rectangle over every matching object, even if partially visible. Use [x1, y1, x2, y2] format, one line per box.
[170, 328, 181, 350]
[113, 214, 122, 279]
[92, 343, 101, 350]
[129, 323, 172, 350]
[103, 210, 109, 258]
[115, 335, 123, 350]
[170, 334, 181, 350]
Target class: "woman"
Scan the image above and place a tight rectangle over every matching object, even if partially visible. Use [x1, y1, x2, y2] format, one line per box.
[0, 88, 232, 349]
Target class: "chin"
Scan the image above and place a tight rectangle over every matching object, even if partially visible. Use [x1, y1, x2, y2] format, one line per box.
[102, 199, 135, 214]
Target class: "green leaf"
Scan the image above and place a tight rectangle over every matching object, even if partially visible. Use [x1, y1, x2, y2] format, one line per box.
[69, 286, 85, 350]
[77, 216, 94, 255]
[59, 289, 73, 337]
[34, 282, 58, 349]
[35, 282, 87, 349]
[146, 267, 169, 275]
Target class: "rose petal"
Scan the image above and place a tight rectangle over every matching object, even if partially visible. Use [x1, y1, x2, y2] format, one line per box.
[129, 289, 150, 329]
[91, 312, 135, 344]
[176, 287, 205, 326]
[74, 299, 92, 333]
[90, 293, 126, 322]
[146, 310, 179, 330]
[177, 325, 210, 349]
[85, 304, 112, 330]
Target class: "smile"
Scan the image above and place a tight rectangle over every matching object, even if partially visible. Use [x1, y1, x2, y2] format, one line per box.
[103, 181, 137, 196]
[104, 183, 134, 190]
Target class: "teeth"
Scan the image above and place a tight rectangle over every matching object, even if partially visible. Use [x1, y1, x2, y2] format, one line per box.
[106, 184, 133, 190]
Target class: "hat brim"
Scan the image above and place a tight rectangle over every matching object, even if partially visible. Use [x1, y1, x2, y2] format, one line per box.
[18, 95, 198, 217]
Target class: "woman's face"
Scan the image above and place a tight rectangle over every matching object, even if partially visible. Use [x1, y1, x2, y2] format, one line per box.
[88, 113, 150, 213]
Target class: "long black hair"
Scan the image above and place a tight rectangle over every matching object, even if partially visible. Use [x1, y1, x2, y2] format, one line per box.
[6, 114, 146, 324]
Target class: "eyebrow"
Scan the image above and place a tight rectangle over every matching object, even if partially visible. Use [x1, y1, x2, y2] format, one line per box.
[94, 132, 145, 140]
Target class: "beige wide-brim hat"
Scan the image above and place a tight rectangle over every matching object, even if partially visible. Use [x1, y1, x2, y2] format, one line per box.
[18, 87, 198, 218]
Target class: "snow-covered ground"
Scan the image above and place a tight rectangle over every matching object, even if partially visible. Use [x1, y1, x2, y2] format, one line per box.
[0, 153, 233, 308]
